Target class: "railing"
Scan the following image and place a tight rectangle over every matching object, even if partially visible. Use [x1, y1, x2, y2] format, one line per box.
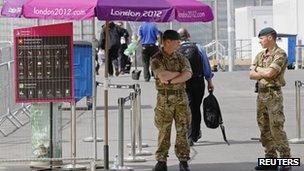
[203, 40, 226, 71]
[289, 80, 304, 144]
[0, 40, 149, 170]
[0, 42, 31, 137]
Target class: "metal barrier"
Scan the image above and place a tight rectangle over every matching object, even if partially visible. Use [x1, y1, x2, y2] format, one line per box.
[0, 42, 97, 170]
[295, 44, 304, 69]
[112, 87, 150, 170]
[203, 40, 226, 71]
[0, 48, 149, 169]
[112, 94, 134, 170]
[289, 80, 304, 144]
[96, 82, 151, 155]
[0, 41, 31, 137]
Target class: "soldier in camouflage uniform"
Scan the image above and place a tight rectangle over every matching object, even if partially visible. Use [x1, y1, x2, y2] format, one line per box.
[151, 30, 192, 171]
[250, 27, 291, 171]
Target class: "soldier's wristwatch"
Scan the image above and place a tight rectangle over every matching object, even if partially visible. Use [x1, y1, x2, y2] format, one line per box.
[168, 79, 172, 84]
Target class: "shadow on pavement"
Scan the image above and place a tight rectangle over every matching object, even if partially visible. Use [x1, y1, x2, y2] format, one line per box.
[193, 139, 260, 147]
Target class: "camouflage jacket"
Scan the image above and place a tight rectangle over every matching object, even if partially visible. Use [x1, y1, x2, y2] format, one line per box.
[252, 44, 288, 88]
[151, 49, 192, 91]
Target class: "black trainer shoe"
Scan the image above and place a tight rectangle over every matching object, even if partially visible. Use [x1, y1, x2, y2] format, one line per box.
[279, 166, 292, 171]
[188, 138, 194, 146]
[254, 165, 278, 170]
[152, 161, 167, 171]
[179, 161, 190, 171]
[193, 131, 202, 142]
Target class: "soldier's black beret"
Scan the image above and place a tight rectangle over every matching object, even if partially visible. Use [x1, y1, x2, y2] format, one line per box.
[258, 27, 277, 37]
[163, 30, 180, 40]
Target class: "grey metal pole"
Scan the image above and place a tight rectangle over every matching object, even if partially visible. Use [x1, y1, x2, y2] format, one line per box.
[253, 18, 257, 37]
[135, 85, 151, 156]
[72, 101, 76, 165]
[214, 0, 219, 71]
[295, 40, 302, 70]
[112, 98, 133, 171]
[62, 101, 87, 170]
[289, 81, 304, 144]
[104, 21, 110, 169]
[227, 0, 235, 72]
[80, 21, 84, 40]
[296, 81, 301, 139]
[125, 92, 146, 162]
[118, 98, 125, 167]
[83, 21, 103, 143]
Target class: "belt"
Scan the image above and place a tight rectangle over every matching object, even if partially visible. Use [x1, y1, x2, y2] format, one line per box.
[142, 44, 156, 47]
[258, 87, 281, 93]
[158, 89, 185, 96]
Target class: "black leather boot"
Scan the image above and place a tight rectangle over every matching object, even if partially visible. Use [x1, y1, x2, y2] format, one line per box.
[152, 161, 167, 171]
[179, 161, 190, 171]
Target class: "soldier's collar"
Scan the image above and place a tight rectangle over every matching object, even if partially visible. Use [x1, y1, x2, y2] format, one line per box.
[161, 48, 178, 59]
[265, 44, 279, 55]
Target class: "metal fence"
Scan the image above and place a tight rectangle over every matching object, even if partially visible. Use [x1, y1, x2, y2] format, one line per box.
[0, 45, 149, 170]
[289, 80, 304, 144]
[0, 42, 31, 138]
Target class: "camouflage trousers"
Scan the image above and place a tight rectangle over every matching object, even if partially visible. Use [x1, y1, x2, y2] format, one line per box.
[154, 93, 191, 161]
[257, 90, 291, 158]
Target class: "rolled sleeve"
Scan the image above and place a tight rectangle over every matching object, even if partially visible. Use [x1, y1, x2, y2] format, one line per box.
[151, 58, 165, 77]
[269, 52, 287, 72]
[180, 57, 192, 74]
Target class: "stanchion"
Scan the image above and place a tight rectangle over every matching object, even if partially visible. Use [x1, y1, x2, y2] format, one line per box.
[125, 92, 146, 162]
[83, 82, 103, 143]
[127, 85, 148, 149]
[289, 81, 304, 144]
[111, 97, 133, 171]
[134, 85, 152, 156]
[62, 101, 87, 170]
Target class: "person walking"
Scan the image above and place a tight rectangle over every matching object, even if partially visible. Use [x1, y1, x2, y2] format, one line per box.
[99, 21, 122, 76]
[249, 27, 291, 171]
[138, 22, 160, 81]
[177, 28, 214, 146]
[116, 21, 130, 74]
[151, 30, 192, 171]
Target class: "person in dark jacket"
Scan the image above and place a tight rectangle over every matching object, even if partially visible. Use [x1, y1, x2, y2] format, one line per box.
[138, 22, 161, 81]
[116, 21, 131, 74]
[98, 21, 123, 76]
[177, 28, 214, 146]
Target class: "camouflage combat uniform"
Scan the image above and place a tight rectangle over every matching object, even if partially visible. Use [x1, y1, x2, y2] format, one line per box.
[151, 49, 192, 162]
[252, 45, 291, 158]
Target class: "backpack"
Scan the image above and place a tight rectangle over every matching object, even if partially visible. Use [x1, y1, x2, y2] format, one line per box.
[203, 91, 230, 145]
[178, 42, 203, 77]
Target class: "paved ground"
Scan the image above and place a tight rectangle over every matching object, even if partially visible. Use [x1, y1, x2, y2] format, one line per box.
[0, 68, 304, 171]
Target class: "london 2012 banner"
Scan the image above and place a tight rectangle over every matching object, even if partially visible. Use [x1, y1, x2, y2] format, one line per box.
[14, 22, 74, 103]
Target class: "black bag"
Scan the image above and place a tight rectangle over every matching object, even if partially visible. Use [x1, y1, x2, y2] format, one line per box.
[131, 69, 141, 80]
[203, 91, 229, 145]
[131, 48, 141, 80]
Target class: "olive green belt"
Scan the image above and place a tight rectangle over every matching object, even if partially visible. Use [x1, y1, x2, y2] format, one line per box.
[258, 87, 281, 93]
[157, 89, 185, 96]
